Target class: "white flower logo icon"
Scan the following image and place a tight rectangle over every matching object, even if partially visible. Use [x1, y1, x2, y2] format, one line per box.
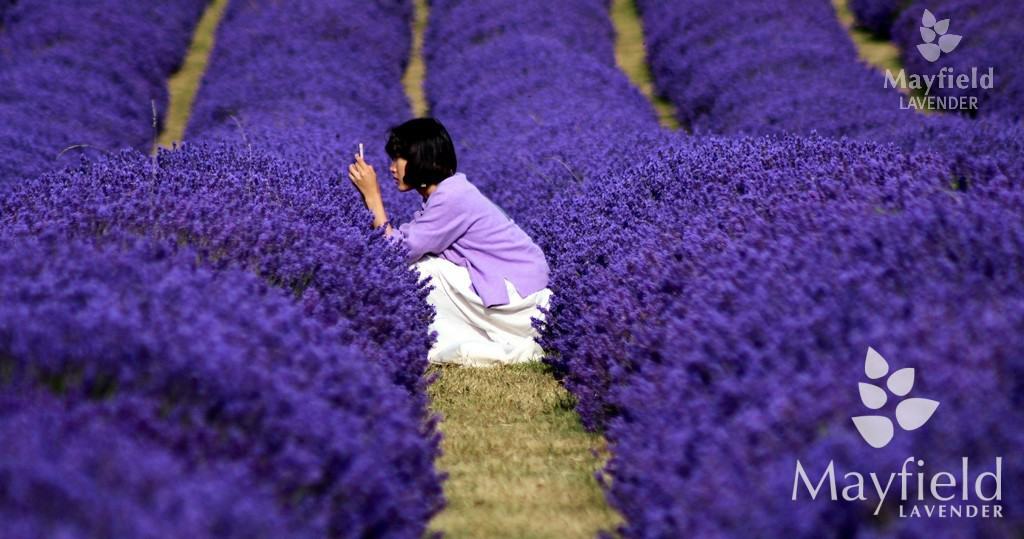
[852, 347, 939, 448]
[917, 9, 962, 62]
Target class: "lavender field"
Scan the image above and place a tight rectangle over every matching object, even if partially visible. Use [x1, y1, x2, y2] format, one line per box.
[0, 0, 1020, 538]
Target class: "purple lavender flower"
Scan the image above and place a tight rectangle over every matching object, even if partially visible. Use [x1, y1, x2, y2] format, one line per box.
[0, 143, 435, 400]
[849, 0, 905, 36]
[1, 1, 447, 532]
[604, 189, 1023, 538]
[186, 0, 422, 223]
[0, 0, 206, 183]
[0, 235, 445, 537]
[0, 391, 306, 539]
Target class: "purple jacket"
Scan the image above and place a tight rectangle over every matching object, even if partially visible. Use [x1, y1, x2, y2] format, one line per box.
[388, 173, 550, 307]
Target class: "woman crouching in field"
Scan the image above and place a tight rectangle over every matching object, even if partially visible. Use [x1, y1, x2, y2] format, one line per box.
[347, 118, 552, 367]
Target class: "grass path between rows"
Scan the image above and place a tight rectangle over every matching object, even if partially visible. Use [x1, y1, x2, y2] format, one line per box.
[403, 0, 430, 118]
[610, 0, 680, 130]
[425, 363, 620, 538]
[154, 0, 228, 150]
[831, 0, 903, 73]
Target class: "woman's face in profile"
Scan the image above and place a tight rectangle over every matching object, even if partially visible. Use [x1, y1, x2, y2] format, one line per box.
[389, 157, 412, 192]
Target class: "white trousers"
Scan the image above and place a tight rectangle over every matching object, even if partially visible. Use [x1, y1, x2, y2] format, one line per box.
[412, 255, 553, 367]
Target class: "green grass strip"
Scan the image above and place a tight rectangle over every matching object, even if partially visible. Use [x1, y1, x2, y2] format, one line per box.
[611, 0, 681, 130]
[427, 362, 621, 538]
[154, 0, 229, 152]
[403, 0, 430, 118]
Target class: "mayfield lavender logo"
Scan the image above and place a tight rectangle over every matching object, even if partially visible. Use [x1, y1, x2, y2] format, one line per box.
[852, 346, 937, 449]
[916, 9, 961, 63]
[791, 347, 1004, 519]
[884, 9, 995, 112]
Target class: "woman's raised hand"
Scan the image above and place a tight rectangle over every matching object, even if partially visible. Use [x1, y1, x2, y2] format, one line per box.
[347, 155, 380, 200]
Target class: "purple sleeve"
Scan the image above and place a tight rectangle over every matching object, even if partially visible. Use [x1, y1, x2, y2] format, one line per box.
[388, 191, 473, 263]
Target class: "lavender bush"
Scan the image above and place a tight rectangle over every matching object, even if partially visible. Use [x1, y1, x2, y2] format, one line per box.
[604, 185, 1023, 538]
[424, 0, 659, 229]
[893, 0, 1024, 122]
[0, 391, 304, 539]
[635, 0, 1023, 140]
[538, 2, 1022, 535]
[171, 0, 436, 393]
[536, 134, 965, 430]
[427, 0, 617, 67]
[0, 0, 205, 183]
[423, 3, 1023, 537]
[635, 0, 910, 137]
[0, 144, 434, 399]
[0, 234, 444, 537]
[849, 0, 907, 37]
[187, 0, 421, 222]
[2, 0, 437, 396]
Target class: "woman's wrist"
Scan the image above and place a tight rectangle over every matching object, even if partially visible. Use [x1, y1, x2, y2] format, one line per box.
[362, 188, 382, 206]
[366, 197, 389, 228]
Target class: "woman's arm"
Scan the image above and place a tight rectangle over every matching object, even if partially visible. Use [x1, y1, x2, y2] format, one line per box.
[348, 154, 394, 237]
[365, 195, 395, 238]
[346, 154, 470, 258]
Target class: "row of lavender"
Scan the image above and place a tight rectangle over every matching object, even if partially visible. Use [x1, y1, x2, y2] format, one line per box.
[184, 0, 433, 396]
[850, 0, 1022, 120]
[0, 0, 206, 183]
[0, 1, 444, 537]
[600, 148, 1023, 538]
[641, 0, 905, 137]
[0, 235, 429, 537]
[558, 0, 1023, 536]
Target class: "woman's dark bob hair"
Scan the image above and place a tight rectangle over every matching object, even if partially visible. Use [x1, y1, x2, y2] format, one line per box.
[385, 117, 457, 186]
